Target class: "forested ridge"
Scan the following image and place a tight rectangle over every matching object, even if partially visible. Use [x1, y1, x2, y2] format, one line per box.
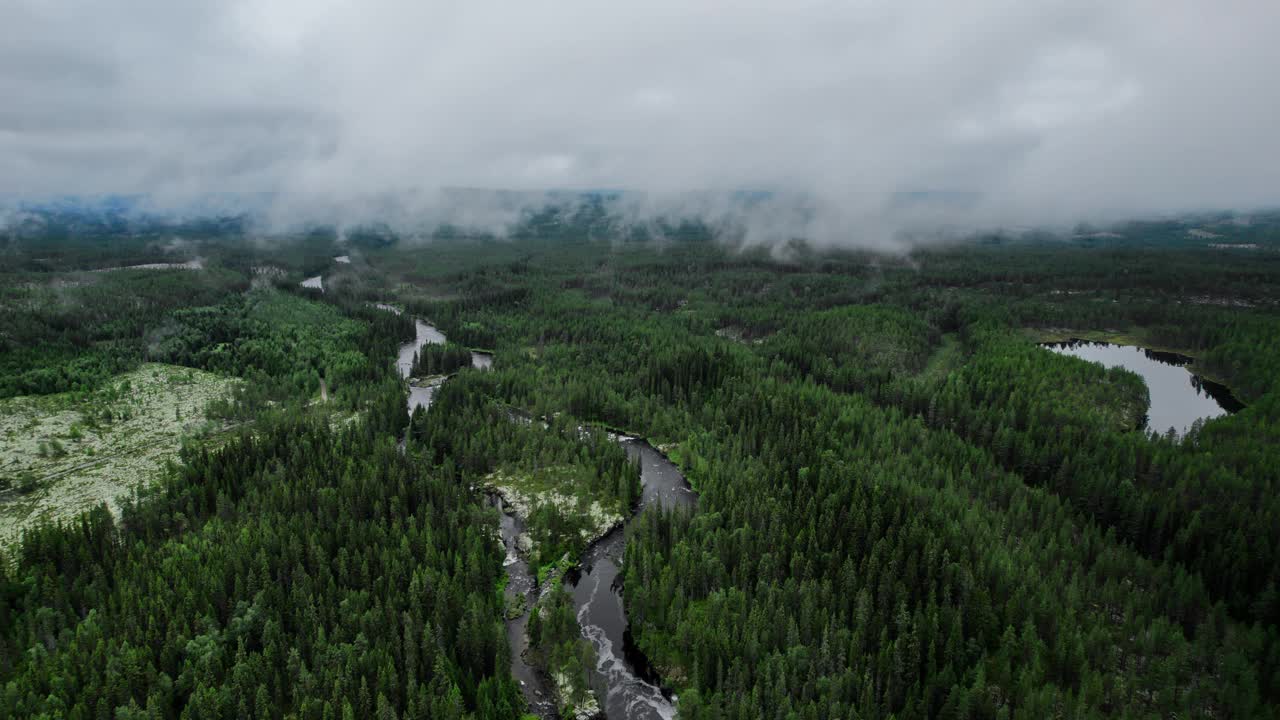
[2, 220, 1279, 718]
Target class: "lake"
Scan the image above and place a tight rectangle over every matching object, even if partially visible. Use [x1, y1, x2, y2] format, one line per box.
[1043, 340, 1243, 436]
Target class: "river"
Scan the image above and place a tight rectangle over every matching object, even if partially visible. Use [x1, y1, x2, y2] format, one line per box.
[379, 304, 489, 413]
[567, 439, 696, 719]
[382, 307, 557, 715]
[494, 494, 561, 717]
[384, 306, 694, 718]
[1043, 340, 1244, 436]
[395, 317, 447, 412]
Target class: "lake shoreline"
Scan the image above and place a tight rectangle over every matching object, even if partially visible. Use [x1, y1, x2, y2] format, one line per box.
[1027, 327, 1243, 400]
[1038, 334, 1244, 436]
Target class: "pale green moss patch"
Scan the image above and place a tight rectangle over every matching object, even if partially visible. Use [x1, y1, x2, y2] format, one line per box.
[485, 465, 624, 549]
[0, 363, 239, 545]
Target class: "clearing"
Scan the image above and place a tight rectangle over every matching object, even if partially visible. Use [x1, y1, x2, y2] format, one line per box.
[0, 363, 238, 545]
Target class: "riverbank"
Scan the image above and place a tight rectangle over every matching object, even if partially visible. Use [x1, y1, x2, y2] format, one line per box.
[381, 308, 564, 717]
[487, 434, 695, 719]
[486, 465, 622, 718]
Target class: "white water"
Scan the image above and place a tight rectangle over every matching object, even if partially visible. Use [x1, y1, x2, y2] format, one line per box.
[576, 557, 677, 719]
[568, 440, 694, 719]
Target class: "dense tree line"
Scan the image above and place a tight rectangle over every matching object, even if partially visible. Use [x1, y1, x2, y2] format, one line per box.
[622, 372, 1272, 718]
[3, 221, 1279, 718]
[155, 289, 413, 419]
[0, 268, 245, 397]
[410, 343, 475, 377]
[357, 231, 1279, 717]
[871, 322, 1280, 634]
[0, 397, 526, 718]
[411, 372, 641, 569]
[0, 250, 513, 719]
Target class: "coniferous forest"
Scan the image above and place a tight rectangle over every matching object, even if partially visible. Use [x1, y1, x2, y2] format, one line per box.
[2, 210, 1280, 719]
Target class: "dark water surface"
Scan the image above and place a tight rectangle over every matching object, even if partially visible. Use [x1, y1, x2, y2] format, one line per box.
[493, 496, 561, 718]
[1043, 340, 1243, 436]
[567, 440, 696, 719]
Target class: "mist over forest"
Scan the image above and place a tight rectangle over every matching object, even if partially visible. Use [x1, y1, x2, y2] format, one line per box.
[3, 2, 1280, 720]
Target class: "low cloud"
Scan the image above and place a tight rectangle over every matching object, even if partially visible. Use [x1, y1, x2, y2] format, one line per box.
[2, 1, 1278, 245]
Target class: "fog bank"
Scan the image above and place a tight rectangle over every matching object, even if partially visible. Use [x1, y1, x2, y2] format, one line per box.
[2, 1, 1278, 245]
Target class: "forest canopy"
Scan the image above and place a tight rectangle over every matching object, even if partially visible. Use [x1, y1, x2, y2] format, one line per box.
[2, 215, 1279, 719]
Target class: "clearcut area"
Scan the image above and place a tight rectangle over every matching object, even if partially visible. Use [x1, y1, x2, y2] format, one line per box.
[0, 363, 238, 544]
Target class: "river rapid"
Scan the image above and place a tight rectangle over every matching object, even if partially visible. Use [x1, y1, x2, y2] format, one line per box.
[495, 494, 561, 717]
[568, 439, 696, 719]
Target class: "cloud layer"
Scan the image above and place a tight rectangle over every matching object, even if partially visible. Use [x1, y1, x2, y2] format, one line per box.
[3, 0, 1278, 241]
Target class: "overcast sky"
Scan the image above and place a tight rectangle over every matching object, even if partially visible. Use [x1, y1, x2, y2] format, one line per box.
[2, 0, 1278, 237]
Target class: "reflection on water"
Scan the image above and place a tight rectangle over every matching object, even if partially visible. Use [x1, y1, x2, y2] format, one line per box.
[395, 320, 448, 413]
[397, 321, 447, 378]
[407, 383, 441, 415]
[1043, 340, 1243, 436]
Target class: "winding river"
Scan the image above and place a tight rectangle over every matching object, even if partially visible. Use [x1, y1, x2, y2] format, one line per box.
[568, 439, 696, 719]
[379, 303, 491, 412]
[495, 495, 561, 717]
[382, 305, 695, 718]
[382, 307, 558, 715]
